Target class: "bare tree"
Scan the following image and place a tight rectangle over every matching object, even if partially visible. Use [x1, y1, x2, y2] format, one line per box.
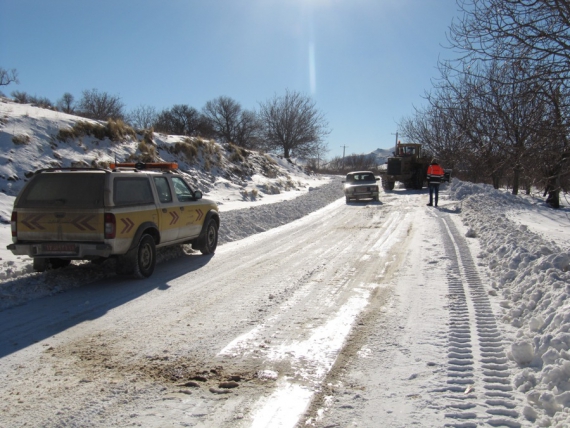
[449, 0, 570, 86]
[343, 153, 377, 171]
[534, 82, 570, 208]
[0, 68, 19, 86]
[258, 89, 330, 159]
[77, 89, 125, 120]
[57, 93, 75, 114]
[403, 0, 570, 207]
[202, 96, 239, 142]
[126, 105, 158, 130]
[305, 140, 330, 171]
[153, 104, 202, 136]
[234, 109, 262, 149]
[202, 96, 261, 148]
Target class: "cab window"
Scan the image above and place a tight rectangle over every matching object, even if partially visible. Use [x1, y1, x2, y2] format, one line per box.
[114, 177, 154, 206]
[153, 176, 173, 203]
[171, 176, 193, 201]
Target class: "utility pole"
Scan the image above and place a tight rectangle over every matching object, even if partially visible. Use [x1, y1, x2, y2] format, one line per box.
[391, 131, 399, 155]
[340, 145, 348, 171]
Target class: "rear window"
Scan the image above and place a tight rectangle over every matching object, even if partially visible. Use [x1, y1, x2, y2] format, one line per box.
[347, 173, 375, 182]
[113, 177, 154, 206]
[17, 173, 105, 208]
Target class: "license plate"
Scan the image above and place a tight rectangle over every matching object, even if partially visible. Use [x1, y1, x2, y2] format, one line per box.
[41, 243, 78, 254]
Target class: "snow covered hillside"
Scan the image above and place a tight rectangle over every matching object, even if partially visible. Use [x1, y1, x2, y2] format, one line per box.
[0, 97, 316, 200]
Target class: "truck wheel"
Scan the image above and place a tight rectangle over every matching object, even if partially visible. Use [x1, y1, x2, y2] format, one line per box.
[33, 258, 48, 272]
[132, 234, 156, 279]
[383, 181, 394, 191]
[346, 196, 351, 203]
[197, 219, 218, 255]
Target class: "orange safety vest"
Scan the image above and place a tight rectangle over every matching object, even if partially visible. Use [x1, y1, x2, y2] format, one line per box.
[427, 164, 444, 177]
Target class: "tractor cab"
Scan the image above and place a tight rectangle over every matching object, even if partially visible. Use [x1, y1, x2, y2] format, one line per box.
[395, 142, 422, 158]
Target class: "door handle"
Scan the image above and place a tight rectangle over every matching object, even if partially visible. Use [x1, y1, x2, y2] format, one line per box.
[162, 208, 167, 213]
[180, 207, 185, 211]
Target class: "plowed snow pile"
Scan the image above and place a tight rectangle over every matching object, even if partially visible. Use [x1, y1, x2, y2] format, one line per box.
[450, 180, 570, 426]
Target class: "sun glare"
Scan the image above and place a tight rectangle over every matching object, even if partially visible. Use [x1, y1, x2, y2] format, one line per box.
[309, 42, 317, 94]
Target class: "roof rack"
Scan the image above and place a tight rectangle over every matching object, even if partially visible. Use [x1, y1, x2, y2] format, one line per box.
[35, 167, 108, 175]
[110, 162, 178, 171]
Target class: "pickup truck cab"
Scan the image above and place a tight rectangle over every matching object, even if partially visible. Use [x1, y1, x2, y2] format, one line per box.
[7, 162, 220, 278]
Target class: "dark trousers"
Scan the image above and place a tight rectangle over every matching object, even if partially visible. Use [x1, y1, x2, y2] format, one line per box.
[429, 183, 440, 206]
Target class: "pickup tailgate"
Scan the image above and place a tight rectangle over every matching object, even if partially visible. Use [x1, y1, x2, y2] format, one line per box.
[16, 208, 105, 242]
[13, 171, 107, 243]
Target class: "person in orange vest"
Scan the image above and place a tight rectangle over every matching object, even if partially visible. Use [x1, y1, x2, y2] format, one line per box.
[426, 159, 445, 207]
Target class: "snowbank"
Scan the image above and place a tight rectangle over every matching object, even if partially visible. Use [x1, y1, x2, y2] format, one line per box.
[450, 179, 570, 426]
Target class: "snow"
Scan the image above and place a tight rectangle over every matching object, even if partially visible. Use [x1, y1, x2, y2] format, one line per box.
[447, 180, 570, 426]
[1, 98, 570, 425]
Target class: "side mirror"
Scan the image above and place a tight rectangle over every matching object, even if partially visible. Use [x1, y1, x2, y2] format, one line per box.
[193, 190, 203, 200]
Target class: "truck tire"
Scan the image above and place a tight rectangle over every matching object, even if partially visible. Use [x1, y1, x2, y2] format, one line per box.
[116, 234, 156, 278]
[132, 234, 156, 279]
[197, 218, 218, 255]
[383, 181, 394, 191]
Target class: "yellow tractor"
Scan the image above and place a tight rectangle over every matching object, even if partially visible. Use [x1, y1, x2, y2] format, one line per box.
[378, 142, 431, 191]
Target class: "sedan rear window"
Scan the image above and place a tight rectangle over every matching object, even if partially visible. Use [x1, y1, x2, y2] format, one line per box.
[347, 173, 375, 182]
[17, 173, 105, 208]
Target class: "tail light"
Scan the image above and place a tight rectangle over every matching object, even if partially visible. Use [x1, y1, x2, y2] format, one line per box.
[11, 212, 17, 238]
[104, 213, 116, 239]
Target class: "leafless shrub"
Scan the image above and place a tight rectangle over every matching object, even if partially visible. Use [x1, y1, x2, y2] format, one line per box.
[57, 119, 136, 142]
[12, 134, 30, 145]
[172, 138, 199, 161]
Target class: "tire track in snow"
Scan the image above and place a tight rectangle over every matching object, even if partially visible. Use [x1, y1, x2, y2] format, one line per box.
[436, 212, 525, 428]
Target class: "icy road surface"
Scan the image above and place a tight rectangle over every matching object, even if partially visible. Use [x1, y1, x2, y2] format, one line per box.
[0, 189, 528, 427]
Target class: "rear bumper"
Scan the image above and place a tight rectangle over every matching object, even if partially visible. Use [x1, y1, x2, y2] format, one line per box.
[7, 242, 113, 259]
[344, 190, 379, 199]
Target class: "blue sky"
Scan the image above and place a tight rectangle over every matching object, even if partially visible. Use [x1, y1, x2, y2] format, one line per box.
[1, 0, 460, 159]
